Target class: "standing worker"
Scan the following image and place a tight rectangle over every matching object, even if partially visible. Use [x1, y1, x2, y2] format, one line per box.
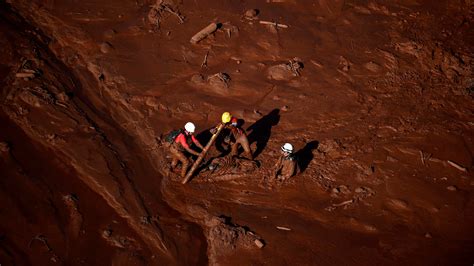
[212, 112, 253, 160]
[228, 117, 253, 160]
[169, 122, 204, 177]
[273, 143, 297, 181]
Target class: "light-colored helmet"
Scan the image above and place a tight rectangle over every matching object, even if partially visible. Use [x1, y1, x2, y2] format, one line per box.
[281, 143, 293, 153]
[184, 122, 196, 133]
[222, 112, 232, 123]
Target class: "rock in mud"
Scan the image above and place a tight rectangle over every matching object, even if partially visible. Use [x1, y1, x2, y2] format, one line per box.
[100, 42, 113, 54]
[446, 185, 457, 191]
[244, 9, 259, 20]
[267, 58, 303, 80]
[207, 73, 231, 95]
[205, 216, 264, 263]
[0, 142, 10, 153]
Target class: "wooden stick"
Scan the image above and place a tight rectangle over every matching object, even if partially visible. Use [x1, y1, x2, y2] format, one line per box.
[190, 22, 218, 44]
[182, 123, 225, 184]
[201, 50, 209, 68]
[332, 199, 353, 207]
[163, 5, 185, 23]
[276, 226, 291, 231]
[447, 160, 467, 172]
[420, 150, 425, 165]
[259, 20, 288, 28]
[15, 72, 35, 78]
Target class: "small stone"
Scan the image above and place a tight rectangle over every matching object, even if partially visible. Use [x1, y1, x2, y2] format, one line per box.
[281, 105, 289, 111]
[236, 60, 242, 64]
[272, 95, 280, 100]
[103, 29, 117, 38]
[446, 185, 457, 191]
[425, 233, 432, 238]
[254, 239, 264, 248]
[100, 42, 113, 53]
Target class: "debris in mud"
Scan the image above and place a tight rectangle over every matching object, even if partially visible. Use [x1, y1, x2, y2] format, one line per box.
[29, 234, 53, 252]
[267, 58, 304, 80]
[447, 160, 467, 172]
[101, 228, 141, 250]
[207, 72, 231, 94]
[446, 185, 457, 191]
[100, 42, 113, 54]
[339, 56, 352, 72]
[0, 142, 10, 153]
[244, 9, 259, 20]
[63, 194, 83, 238]
[204, 216, 264, 262]
[259, 20, 289, 29]
[148, 0, 185, 28]
[190, 22, 219, 44]
[202, 156, 259, 182]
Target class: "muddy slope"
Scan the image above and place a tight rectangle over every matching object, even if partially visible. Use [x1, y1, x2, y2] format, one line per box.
[1, 0, 474, 265]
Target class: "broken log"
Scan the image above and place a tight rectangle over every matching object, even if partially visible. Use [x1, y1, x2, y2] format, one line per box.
[15, 72, 35, 78]
[447, 160, 467, 172]
[259, 20, 288, 28]
[190, 22, 218, 44]
[182, 123, 226, 184]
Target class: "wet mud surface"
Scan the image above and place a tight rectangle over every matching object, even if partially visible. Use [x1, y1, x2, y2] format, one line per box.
[0, 0, 473, 265]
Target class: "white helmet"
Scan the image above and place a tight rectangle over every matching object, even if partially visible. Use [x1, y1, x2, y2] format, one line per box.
[281, 143, 293, 153]
[184, 122, 196, 133]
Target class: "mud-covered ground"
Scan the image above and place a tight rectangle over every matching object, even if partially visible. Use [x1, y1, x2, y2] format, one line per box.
[0, 0, 473, 265]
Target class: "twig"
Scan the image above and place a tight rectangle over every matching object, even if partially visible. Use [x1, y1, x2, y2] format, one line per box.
[163, 5, 185, 23]
[259, 20, 289, 28]
[332, 199, 353, 207]
[420, 150, 425, 165]
[201, 50, 209, 68]
[276, 226, 291, 231]
[447, 160, 467, 172]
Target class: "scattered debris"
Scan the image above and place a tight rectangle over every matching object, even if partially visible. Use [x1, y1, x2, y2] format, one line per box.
[244, 9, 259, 20]
[100, 42, 113, 54]
[190, 22, 219, 44]
[259, 20, 289, 28]
[0, 142, 10, 153]
[29, 234, 52, 252]
[446, 185, 457, 191]
[201, 50, 209, 68]
[332, 199, 354, 207]
[447, 160, 467, 172]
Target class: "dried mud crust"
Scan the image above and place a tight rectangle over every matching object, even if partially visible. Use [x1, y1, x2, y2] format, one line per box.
[1, 0, 474, 265]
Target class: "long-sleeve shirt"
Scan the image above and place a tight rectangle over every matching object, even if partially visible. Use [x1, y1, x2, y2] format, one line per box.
[175, 133, 201, 150]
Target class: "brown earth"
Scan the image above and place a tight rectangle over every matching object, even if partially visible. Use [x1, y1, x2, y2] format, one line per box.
[0, 0, 473, 265]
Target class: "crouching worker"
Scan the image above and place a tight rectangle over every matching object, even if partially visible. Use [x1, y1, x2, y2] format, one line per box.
[273, 143, 296, 181]
[168, 122, 204, 177]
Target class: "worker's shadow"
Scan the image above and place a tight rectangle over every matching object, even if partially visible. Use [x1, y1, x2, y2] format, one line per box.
[295, 140, 319, 173]
[247, 109, 280, 158]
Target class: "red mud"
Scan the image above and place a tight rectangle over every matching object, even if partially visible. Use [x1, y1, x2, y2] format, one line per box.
[1, 0, 473, 265]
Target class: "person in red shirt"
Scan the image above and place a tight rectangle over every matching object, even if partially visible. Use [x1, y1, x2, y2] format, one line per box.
[170, 122, 204, 177]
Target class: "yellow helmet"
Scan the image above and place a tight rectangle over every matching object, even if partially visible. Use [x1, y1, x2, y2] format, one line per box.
[221, 112, 232, 123]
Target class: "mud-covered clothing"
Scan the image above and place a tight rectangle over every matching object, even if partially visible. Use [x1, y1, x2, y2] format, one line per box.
[170, 145, 190, 177]
[216, 123, 253, 160]
[274, 154, 296, 180]
[169, 132, 202, 177]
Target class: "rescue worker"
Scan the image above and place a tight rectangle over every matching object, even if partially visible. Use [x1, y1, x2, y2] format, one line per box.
[273, 143, 296, 180]
[211, 112, 253, 160]
[228, 117, 253, 160]
[170, 122, 204, 177]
